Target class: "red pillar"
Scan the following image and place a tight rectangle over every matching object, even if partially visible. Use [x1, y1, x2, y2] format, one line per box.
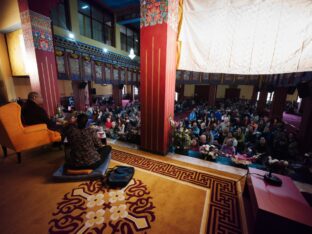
[176, 84, 184, 100]
[207, 85, 217, 107]
[112, 85, 122, 106]
[257, 90, 268, 114]
[129, 85, 134, 101]
[140, 0, 179, 154]
[251, 86, 258, 103]
[72, 81, 88, 111]
[18, 0, 60, 116]
[298, 97, 312, 152]
[270, 88, 287, 119]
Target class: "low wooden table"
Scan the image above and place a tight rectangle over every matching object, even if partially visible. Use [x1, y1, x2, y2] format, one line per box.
[244, 168, 312, 234]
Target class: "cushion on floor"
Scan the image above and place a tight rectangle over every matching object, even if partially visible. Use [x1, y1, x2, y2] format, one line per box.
[65, 169, 93, 175]
[53, 153, 111, 181]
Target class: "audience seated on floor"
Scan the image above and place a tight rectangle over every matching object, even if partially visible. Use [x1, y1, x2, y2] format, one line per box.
[170, 99, 302, 166]
[49, 96, 308, 182]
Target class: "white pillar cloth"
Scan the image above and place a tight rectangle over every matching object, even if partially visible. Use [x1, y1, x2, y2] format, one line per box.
[178, 0, 312, 74]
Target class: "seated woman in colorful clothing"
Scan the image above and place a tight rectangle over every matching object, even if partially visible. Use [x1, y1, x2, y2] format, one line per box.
[220, 139, 236, 156]
[65, 113, 111, 170]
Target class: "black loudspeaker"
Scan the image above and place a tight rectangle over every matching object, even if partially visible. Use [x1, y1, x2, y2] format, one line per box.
[297, 82, 310, 98]
[287, 86, 296, 95]
[90, 88, 96, 95]
[119, 84, 124, 89]
[78, 81, 87, 89]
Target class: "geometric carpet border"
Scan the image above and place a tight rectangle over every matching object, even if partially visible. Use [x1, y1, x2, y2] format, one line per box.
[112, 149, 242, 233]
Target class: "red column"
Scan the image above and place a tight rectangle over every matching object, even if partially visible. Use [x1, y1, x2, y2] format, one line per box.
[270, 88, 287, 119]
[257, 90, 268, 114]
[298, 97, 312, 152]
[251, 86, 258, 103]
[18, 0, 60, 116]
[129, 85, 134, 101]
[112, 85, 122, 107]
[176, 84, 184, 100]
[72, 81, 88, 111]
[140, 0, 179, 154]
[207, 85, 217, 107]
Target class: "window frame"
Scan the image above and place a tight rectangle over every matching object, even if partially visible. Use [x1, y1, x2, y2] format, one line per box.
[78, 0, 114, 46]
[51, 0, 71, 30]
[120, 25, 139, 54]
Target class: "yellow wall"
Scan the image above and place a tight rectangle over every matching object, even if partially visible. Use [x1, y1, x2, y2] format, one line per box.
[0, 33, 16, 101]
[0, 0, 20, 32]
[286, 89, 298, 102]
[13, 78, 31, 99]
[126, 85, 132, 94]
[184, 84, 195, 97]
[92, 83, 112, 95]
[6, 29, 27, 76]
[238, 85, 253, 100]
[216, 85, 229, 98]
[58, 80, 73, 97]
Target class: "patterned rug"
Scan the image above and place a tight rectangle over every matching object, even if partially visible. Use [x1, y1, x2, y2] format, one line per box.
[48, 149, 242, 234]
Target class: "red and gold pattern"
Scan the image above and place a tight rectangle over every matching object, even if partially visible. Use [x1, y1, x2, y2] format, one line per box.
[112, 150, 242, 234]
[49, 178, 155, 233]
[140, 0, 179, 32]
[49, 150, 242, 233]
[20, 10, 54, 52]
[49, 149, 242, 233]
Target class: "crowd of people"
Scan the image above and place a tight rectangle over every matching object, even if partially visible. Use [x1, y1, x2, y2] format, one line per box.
[172, 99, 301, 164]
[19, 91, 306, 171]
[84, 101, 141, 144]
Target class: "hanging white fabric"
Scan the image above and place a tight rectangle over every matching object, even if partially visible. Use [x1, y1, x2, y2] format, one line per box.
[178, 0, 312, 74]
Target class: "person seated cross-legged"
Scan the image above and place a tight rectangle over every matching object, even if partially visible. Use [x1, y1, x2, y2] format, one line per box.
[65, 113, 111, 170]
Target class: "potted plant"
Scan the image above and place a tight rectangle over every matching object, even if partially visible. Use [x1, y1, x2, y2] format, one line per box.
[199, 145, 219, 161]
[172, 127, 191, 155]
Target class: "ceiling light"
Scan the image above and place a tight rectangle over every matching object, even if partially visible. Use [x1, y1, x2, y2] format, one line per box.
[103, 48, 108, 53]
[129, 48, 135, 60]
[68, 33, 75, 39]
[81, 5, 89, 9]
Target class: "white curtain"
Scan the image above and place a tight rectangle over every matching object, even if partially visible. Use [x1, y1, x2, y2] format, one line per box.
[178, 0, 312, 74]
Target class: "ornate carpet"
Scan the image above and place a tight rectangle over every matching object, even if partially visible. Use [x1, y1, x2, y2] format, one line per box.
[48, 149, 243, 234]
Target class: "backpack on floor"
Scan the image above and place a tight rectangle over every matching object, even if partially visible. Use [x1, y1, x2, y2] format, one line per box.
[107, 166, 135, 188]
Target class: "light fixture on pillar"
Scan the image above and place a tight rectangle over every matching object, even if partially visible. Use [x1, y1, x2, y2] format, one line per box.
[68, 33, 75, 40]
[103, 48, 108, 53]
[129, 48, 136, 60]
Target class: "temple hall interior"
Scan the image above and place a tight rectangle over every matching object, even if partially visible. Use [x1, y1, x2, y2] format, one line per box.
[0, 0, 312, 233]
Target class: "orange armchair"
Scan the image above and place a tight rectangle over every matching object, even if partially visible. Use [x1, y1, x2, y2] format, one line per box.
[0, 102, 61, 163]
